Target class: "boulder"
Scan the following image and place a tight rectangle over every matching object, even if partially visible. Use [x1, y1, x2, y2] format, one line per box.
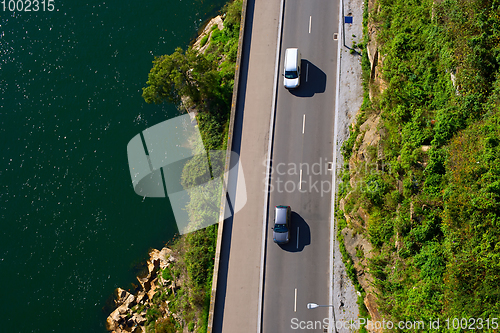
[357, 206, 369, 225]
[116, 288, 128, 302]
[136, 291, 148, 304]
[364, 293, 383, 333]
[117, 304, 128, 315]
[132, 313, 147, 325]
[136, 247, 173, 292]
[106, 314, 118, 331]
[149, 247, 172, 270]
[125, 294, 136, 306]
[147, 277, 158, 300]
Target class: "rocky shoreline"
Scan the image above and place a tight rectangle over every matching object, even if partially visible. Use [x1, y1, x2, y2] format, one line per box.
[106, 247, 177, 333]
[106, 16, 226, 333]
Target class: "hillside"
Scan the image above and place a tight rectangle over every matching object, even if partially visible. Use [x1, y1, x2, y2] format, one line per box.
[339, 0, 500, 330]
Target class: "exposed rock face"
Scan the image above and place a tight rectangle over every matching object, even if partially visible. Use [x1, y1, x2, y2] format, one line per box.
[181, 16, 224, 116]
[364, 293, 383, 333]
[342, 227, 374, 293]
[343, 110, 386, 330]
[366, 0, 387, 100]
[348, 113, 382, 189]
[192, 15, 224, 53]
[343, 31, 387, 326]
[106, 247, 176, 333]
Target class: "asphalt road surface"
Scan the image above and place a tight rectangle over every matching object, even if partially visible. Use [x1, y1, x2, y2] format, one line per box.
[262, 0, 340, 332]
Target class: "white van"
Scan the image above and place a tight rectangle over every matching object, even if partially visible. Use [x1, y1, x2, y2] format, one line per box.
[283, 48, 301, 89]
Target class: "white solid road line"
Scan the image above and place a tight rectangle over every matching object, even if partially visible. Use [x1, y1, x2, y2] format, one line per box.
[294, 288, 298, 312]
[299, 169, 303, 189]
[302, 114, 306, 133]
[309, 16, 312, 33]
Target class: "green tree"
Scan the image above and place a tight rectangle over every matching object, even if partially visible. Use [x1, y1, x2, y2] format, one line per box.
[185, 48, 221, 105]
[142, 47, 220, 106]
[143, 48, 196, 104]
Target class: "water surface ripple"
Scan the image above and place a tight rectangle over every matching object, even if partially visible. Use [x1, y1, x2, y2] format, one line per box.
[0, 1, 226, 331]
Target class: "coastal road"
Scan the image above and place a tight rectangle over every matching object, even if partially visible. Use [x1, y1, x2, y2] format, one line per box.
[211, 0, 341, 332]
[262, 0, 339, 332]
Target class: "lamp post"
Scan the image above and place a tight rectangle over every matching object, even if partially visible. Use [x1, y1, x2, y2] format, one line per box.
[307, 303, 338, 333]
[307, 303, 334, 309]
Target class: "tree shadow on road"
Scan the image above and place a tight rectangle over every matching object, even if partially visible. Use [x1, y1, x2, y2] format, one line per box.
[279, 212, 311, 252]
[212, 0, 256, 330]
[288, 59, 327, 98]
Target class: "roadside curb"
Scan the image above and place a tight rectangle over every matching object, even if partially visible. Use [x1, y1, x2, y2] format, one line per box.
[329, 0, 344, 330]
[207, 0, 249, 332]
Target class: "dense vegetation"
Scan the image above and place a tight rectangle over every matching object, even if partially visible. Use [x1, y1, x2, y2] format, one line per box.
[140, 1, 243, 332]
[340, 0, 500, 329]
[143, 0, 242, 151]
[140, 228, 219, 333]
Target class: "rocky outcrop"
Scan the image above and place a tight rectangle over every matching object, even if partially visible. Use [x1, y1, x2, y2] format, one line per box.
[342, 101, 384, 330]
[364, 293, 383, 333]
[181, 16, 224, 118]
[192, 15, 224, 54]
[106, 247, 176, 333]
[342, 227, 374, 293]
[366, 0, 387, 100]
[347, 113, 382, 190]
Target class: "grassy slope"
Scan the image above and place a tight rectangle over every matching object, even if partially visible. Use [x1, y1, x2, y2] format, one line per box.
[340, 0, 500, 329]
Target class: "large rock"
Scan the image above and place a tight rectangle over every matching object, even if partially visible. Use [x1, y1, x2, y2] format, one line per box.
[365, 0, 387, 100]
[364, 293, 383, 333]
[106, 312, 119, 331]
[149, 247, 172, 270]
[136, 291, 148, 304]
[357, 206, 369, 225]
[115, 288, 133, 306]
[132, 313, 147, 325]
[137, 247, 173, 292]
[106, 305, 129, 332]
[358, 114, 381, 158]
[342, 227, 374, 293]
[147, 277, 158, 300]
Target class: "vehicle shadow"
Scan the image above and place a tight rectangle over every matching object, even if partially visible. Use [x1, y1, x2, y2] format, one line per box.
[289, 59, 326, 97]
[279, 212, 311, 252]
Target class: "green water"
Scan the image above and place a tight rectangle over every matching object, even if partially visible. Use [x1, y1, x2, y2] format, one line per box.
[0, 0, 227, 331]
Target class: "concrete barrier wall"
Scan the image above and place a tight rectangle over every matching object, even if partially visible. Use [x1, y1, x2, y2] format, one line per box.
[207, 0, 249, 331]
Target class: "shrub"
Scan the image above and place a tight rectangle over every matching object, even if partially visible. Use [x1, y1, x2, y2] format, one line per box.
[200, 35, 209, 47]
[155, 317, 177, 333]
[362, 174, 388, 206]
[162, 268, 173, 281]
[223, 0, 243, 29]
